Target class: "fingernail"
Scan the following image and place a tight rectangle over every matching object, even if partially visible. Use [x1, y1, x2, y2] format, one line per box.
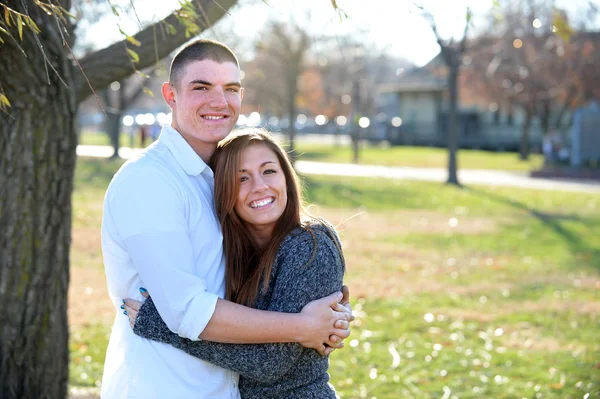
[122, 299, 126, 303]
[139, 287, 147, 293]
[123, 310, 128, 315]
[120, 305, 124, 310]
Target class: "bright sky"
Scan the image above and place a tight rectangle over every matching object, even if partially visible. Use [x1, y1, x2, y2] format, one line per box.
[82, 0, 598, 67]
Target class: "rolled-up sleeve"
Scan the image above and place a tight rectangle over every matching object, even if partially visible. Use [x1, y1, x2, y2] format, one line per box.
[106, 166, 218, 340]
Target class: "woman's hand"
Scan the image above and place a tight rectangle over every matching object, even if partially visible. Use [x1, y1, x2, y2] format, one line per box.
[122, 289, 150, 328]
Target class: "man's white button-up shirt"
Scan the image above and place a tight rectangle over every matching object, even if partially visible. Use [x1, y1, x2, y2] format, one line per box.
[101, 125, 240, 399]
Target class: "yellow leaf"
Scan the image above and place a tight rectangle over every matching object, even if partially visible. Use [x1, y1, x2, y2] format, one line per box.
[126, 48, 139, 63]
[17, 15, 23, 40]
[143, 87, 155, 97]
[5, 6, 11, 27]
[0, 93, 11, 107]
[126, 35, 141, 47]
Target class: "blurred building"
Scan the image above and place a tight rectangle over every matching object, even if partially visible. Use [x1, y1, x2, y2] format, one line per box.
[377, 54, 551, 151]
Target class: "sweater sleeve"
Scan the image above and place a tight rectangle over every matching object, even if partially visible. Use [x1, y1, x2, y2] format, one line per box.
[133, 228, 344, 382]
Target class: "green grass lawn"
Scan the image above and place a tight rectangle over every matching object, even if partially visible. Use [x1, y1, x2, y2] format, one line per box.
[69, 157, 599, 398]
[78, 131, 544, 171]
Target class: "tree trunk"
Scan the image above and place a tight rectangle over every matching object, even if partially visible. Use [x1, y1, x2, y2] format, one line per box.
[446, 63, 460, 186]
[520, 108, 533, 161]
[106, 111, 123, 158]
[287, 80, 297, 158]
[0, 3, 76, 397]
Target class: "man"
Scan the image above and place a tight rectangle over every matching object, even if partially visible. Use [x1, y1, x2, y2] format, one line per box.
[101, 39, 352, 398]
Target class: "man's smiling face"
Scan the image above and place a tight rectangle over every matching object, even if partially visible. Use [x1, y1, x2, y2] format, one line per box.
[163, 59, 243, 160]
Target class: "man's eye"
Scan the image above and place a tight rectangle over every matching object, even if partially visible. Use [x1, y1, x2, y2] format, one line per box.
[194, 86, 208, 91]
[227, 88, 239, 92]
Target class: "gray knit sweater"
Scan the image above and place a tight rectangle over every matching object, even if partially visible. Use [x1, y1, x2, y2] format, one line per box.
[133, 222, 345, 399]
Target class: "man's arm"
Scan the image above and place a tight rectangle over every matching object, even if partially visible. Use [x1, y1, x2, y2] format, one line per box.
[130, 228, 346, 379]
[108, 166, 349, 351]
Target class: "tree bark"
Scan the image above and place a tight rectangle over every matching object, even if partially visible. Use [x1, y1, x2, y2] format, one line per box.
[520, 107, 533, 161]
[0, 2, 76, 397]
[0, 0, 238, 396]
[446, 63, 460, 186]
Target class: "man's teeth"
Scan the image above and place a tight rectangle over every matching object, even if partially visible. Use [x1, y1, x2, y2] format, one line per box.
[250, 198, 274, 208]
[204, 115, 225, 120]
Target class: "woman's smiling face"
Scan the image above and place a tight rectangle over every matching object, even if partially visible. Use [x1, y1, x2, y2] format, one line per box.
[234, 143, 288, 244]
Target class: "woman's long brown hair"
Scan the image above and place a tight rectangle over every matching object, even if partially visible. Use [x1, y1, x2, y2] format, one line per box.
[210, 128, 307, 306]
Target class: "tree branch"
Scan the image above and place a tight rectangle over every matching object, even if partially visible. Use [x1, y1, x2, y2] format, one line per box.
[75, 0, 237, 103]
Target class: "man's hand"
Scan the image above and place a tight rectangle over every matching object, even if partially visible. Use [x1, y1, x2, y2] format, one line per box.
[297, 292, 353, 356]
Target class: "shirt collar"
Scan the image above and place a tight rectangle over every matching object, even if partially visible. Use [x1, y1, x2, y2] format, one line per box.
[158, 124, 212, 177]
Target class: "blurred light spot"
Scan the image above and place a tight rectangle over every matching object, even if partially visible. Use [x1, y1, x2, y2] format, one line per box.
[359, 117, 370, 128]
[336, 116, 347, 126]
[369, 368, 378, 379]
[489, 102, 499, 112]
[502, 79, 512, 89]
[431, 350, 439, 357]
[143, 113, 155, 125]
[485, 258, 494, 266]
[396, 68, 404, 76]
[406, 341, 414, 348]
[268, 116, 279, 126]
[156, 112, 168, 126]
[110, 81, 121, 91]
[448, 218, 458, 228]
[350, 339, 359, 347]
[463, 56, 472, 65]
[342, 94, 352, 104]
[240, 70, 245, 80]
[513, 39, 523, 48]
[84, 355, 92, 363]
[494, 328, 504, 336]
[424, 313, 435, 323]
[318, 57, 328, 67]
[80, 372, 88, 380]
[502, 289, 510, 297]
[388, 343, 401, 368]
[296, 114, 307, 124]
[406, 351, 415, 358]
[440, 370, 448, 377]
[425, 355, 432, 362]
[532, 19, 542, 28]
[434, 343, 443, 351]
[446, 258, 456, 267]
[123, 115, 134, 127]
[451, 271, 459, 279]
[479, 296, 488, 304]
[248, 112, 261, 127]
[315, 114, 327, 126]
[135, 114, 145, 125]
[84, 287, 93, 295]
[514, 83, 524, 92]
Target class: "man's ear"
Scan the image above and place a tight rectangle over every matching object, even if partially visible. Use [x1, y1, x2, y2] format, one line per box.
[162, 82, 176, 109]
[239, 86, 244, 101]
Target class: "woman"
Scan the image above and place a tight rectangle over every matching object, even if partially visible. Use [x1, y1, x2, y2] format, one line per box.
[124, 128, 346, 398]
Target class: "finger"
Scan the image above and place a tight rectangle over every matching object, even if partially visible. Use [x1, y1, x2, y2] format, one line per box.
[123, 304, 138, 318]
[326, 336, 345, 348]
[324, 346, 336, 355]
[324, 291, 343, 307]
[331, 302, 350, 313]
[316, 344, 328, 356]
[139, 287, 150, 298]
[332, 326, 351, 340]
[334, 320, 350, 329]
[341, 285, 351, 306]
[334, 310, 354, 323]
[124, 298, 143, 311]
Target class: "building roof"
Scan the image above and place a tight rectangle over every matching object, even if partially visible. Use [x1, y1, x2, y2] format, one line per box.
[378, 55, 446, 93]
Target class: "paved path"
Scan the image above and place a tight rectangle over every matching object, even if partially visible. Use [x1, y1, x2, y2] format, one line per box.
[77, 145, 600, 194]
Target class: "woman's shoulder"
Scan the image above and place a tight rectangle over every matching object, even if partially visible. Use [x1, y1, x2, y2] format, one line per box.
[276, 219, 344, 269]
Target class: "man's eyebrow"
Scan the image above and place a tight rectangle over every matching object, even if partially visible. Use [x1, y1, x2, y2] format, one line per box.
[188, 80, 241, 88]
[239, 161, 276, 172]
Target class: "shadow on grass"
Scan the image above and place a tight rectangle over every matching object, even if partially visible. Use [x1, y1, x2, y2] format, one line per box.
[466, 186, 600, 272]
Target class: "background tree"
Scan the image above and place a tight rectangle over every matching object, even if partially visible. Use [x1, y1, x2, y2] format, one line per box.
[420, 6, 473, 186]
[0, 1, 237, 396]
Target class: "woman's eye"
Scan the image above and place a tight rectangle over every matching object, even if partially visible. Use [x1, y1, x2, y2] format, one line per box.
[240, 176, 248, 182]
[264, 169, 276, 174]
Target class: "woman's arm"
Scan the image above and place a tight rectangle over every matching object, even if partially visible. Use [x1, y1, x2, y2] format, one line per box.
[132, 228, 345, 382]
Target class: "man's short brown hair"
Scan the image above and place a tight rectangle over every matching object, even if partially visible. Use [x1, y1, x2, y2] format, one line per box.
[170, 39, 239, 88]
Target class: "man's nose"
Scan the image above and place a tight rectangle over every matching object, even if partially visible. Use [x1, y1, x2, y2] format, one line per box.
[209, 87, 227, 108]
